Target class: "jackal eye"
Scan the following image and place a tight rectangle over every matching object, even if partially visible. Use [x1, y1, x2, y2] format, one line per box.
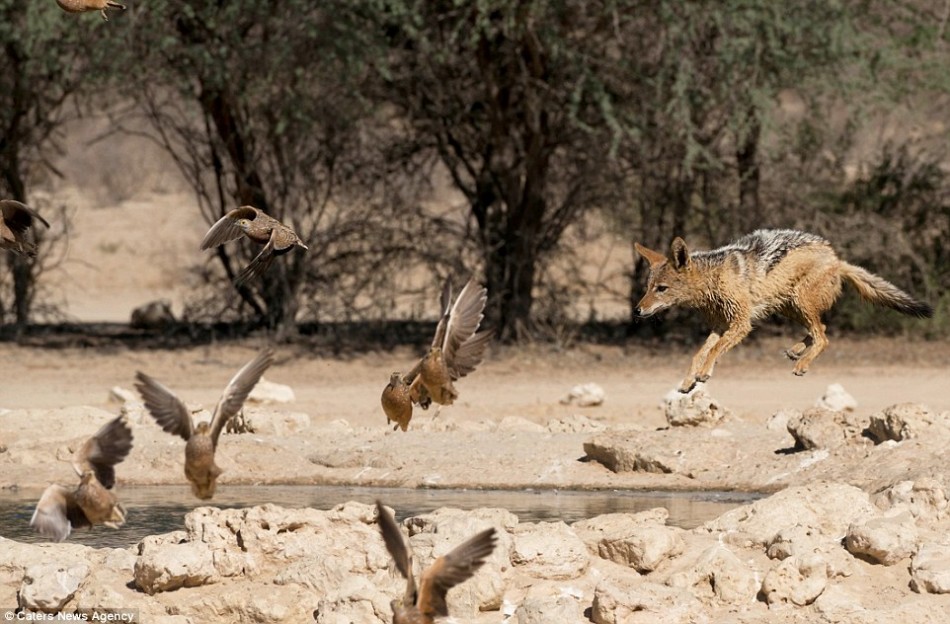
[656, 284, 669, 293]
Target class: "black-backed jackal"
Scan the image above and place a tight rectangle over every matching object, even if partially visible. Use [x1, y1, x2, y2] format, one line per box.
[635, 229, 933, 393]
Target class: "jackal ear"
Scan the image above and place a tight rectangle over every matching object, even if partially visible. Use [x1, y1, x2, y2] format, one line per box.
[634, 242, 668, 267]
[670, 237, 690, 270]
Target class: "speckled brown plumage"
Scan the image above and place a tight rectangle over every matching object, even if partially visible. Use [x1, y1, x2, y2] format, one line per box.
[56, 0, 126, 20]
[135, 349, 274, 500]
[200, 206, 308, 287]
[30, 415, 133, 542]
[0, 200, 50, 257]
[376, 501, 497, 624]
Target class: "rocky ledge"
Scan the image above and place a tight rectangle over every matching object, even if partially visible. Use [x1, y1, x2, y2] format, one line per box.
[3, 478, 950, 624]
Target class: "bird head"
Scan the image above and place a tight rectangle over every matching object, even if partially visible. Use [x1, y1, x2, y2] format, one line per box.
[79, 470, 97, 485]
[236, 217, 253, 231]
[388, 372, 404, 387]
[195, 421, 212, 435]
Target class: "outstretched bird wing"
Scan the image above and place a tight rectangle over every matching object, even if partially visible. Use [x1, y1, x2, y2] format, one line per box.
[30, 484, 89, 542]
[209, 349, 275, 446]
[71, 415, 134, 489]
[436, 278, 488, 372]
[0, 199, 50, 232]
[135, 372, 194, 442]
[376, 501, 417, 607]
[199, 205, 261, 249]
[417, 527, 497, 617]
[234, 234, 276, 287]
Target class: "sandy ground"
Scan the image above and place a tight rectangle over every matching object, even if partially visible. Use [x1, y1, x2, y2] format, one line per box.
[1, 336, 948, 495]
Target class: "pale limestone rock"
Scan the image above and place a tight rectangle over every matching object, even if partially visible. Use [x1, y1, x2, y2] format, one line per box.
[515, 584, 588, 624]
[815, 383, 857, 412]
[248, 378, 295, 404]
[701, 483, 878, 548]
[663, 386, 728, 427]
[240, 409, 311, 436]
[18, 562, 89, 612]
[844, 511, 919, 565]
[665, 545, 758, 604]
[786, 407, 863, 450]
[761, 554, 829, 606]
[559, 382, 606, 407]
[866, 403, 941, 443]
[573, 509, 682, 571]
[511, 521, 589, 580]
[910, 543, 950, 594]
[766, 524, 855, 578]
[872, 479, 949, 521]
[312, 575, 393, 623]
[134, 537, 217, 594]
[591, 578, 706, 624]
[766, 408, 797, 432]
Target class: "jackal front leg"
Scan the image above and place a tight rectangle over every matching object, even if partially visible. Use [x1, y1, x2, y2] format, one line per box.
[681, 320, 753, 393]
[680, 331, 721, 393]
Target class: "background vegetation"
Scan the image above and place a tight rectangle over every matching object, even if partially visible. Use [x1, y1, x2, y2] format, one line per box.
[1, 0, 947, 342]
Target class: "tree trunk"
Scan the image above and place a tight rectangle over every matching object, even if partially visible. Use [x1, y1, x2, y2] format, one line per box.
[736, 108, 761, 227]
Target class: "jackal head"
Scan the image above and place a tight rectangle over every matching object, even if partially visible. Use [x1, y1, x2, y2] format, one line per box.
[634, 238, 693, 317]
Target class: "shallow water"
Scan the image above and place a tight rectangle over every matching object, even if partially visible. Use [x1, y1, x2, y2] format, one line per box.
[0, 485, 758, 549]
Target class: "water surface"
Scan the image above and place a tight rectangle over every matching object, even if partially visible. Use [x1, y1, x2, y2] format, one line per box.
[0, 485, 758, 549]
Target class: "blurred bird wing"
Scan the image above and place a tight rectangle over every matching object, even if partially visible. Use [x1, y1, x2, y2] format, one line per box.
[429, 278, 453, 349]
[0, 199, 50, 232]
[376, 501, 416, 604]
[199, 206, 261, 249]
[448, 329, 493, 380]
[72, 415, 134, 489]
[209, 349, 275, 445]
[233, 235, 276, 288]
[438, 278, 487, 369]
[31, 484, 88, 542]
[135, 371, 194, 441]
[416, 527, 497, 617]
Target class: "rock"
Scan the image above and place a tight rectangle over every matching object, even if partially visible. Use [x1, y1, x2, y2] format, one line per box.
[665, 545, 759, 604]
[872, 479, 949, 521]
[866, 403, 940, 443]
[591, 578, 706, 624]
[766, 524, 855, 578]
[910, 543, 950, 594]
[312, 576, 394, 623]
[815, 383, 858, 412]
[248, 378, 295, 404]
[702, 482, 878, 548]
[787, 407, 861, 450]
[559, 382, 606, 407]
[18, 562, 89, 612]
[134, 537, 217, 595]
[844, 512, 919, 565]
[582, 435, 677, 474]
[760, 554, 829, 606]
[239, 409, 311, 436]
[572, 511, 684, 572]
[511, 521, 589, 580]
[130, 299, 176, 329]
[108, 386, 139, 404]
[515, 584, 588, 624]
[766, 409, 798, 432]
[663, 386, 728, 427]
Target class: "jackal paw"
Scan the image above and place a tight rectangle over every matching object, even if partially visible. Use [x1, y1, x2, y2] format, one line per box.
[678, 376, 705, 394]
[785, 349, 802, 361]
[792, 368, 809, 377]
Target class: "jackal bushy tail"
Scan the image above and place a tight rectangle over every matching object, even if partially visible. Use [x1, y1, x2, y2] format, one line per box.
[839, 263, 934, 319]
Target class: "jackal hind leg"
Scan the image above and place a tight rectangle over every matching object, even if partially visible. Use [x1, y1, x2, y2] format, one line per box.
[792, 315, 828, 376]
[785, 334, 813, 361]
